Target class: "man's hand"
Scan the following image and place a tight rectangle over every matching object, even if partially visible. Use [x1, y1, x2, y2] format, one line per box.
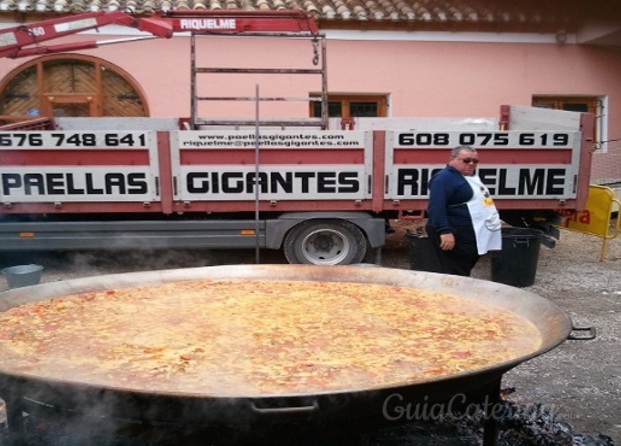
[439, 233, 455, 251]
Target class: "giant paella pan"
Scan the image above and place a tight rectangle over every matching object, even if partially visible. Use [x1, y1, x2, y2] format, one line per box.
[0, 265, 589, 445]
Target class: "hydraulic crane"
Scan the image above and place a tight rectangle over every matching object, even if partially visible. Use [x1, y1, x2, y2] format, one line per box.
[0, 9, 327, 128]
[0, 9, 319, 58]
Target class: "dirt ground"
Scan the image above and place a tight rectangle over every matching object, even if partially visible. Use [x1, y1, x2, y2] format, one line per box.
[0, 219, 619, 444]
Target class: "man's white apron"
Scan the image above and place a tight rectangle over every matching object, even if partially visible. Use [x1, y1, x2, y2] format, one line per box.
[465, 175, 502, 255]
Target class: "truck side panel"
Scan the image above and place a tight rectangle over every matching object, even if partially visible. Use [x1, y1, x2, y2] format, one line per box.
[0, 130, 162, 212]
[170, 130, 372, 209]
[385, 129, 584, 212]
[0, 119, 591, 216]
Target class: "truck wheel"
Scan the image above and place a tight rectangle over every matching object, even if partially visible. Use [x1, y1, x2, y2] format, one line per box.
[283, 220, 367, 265]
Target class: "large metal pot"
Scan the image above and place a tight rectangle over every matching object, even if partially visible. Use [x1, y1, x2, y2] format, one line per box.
[0, 265, 585, 444]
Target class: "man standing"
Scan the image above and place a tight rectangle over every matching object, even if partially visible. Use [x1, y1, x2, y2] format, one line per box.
[425, 145, 502, 276]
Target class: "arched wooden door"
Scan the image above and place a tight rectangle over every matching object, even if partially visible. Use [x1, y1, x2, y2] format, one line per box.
[0, 54, 149, 122]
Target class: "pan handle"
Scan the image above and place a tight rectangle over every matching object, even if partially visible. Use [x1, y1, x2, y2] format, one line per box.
[567, 326, 596, 340]
[250, 400, 319, 414]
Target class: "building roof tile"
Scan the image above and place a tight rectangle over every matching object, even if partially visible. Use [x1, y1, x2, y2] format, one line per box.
[1, 0, 620, 33]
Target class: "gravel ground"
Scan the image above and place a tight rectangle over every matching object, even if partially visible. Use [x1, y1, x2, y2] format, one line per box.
[383, 220, 621, 444]
[0, 219, 619, 444]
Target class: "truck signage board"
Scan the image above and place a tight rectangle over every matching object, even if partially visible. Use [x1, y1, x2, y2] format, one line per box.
[386, 130, 581, 200]
[172, 130, 371, 201]
[0, 127, 586, 207]
[0, 131, 160, 203]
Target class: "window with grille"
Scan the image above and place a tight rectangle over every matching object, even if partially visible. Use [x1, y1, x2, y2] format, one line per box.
[310, 94, 388, 118]
[532, 95, 604, 151]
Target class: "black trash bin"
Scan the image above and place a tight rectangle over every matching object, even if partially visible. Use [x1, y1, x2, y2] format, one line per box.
[491, 227, 543, 287]
[406, 229, 443, 273]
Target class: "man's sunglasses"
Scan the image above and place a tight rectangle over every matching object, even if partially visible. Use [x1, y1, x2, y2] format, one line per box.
[456, 158, 479, 165]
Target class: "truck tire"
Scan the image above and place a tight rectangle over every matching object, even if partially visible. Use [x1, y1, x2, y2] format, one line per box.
[283, 220, 367, 265]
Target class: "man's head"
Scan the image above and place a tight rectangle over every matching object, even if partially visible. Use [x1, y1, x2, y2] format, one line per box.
[448, 145, 479, 176]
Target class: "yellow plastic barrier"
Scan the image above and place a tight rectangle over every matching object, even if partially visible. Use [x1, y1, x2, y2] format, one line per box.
[558, 185, 621, 261]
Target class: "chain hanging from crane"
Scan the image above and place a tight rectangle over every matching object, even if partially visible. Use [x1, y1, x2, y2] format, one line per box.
[312, 37, 320, 66]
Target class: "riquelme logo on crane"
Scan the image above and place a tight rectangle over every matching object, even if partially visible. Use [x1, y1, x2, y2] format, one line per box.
[178, 19, 237, 31]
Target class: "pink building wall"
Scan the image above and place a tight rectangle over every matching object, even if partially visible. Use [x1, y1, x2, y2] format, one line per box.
[1, 33, 620, 183]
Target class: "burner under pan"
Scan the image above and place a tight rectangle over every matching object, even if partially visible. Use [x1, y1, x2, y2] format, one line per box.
[0, 397, 614, 446]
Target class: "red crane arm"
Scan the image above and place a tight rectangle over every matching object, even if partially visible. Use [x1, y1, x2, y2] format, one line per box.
[0, 12, 162, 59]
[152, 10, 319, 34]
[0, 10, 318, 59]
